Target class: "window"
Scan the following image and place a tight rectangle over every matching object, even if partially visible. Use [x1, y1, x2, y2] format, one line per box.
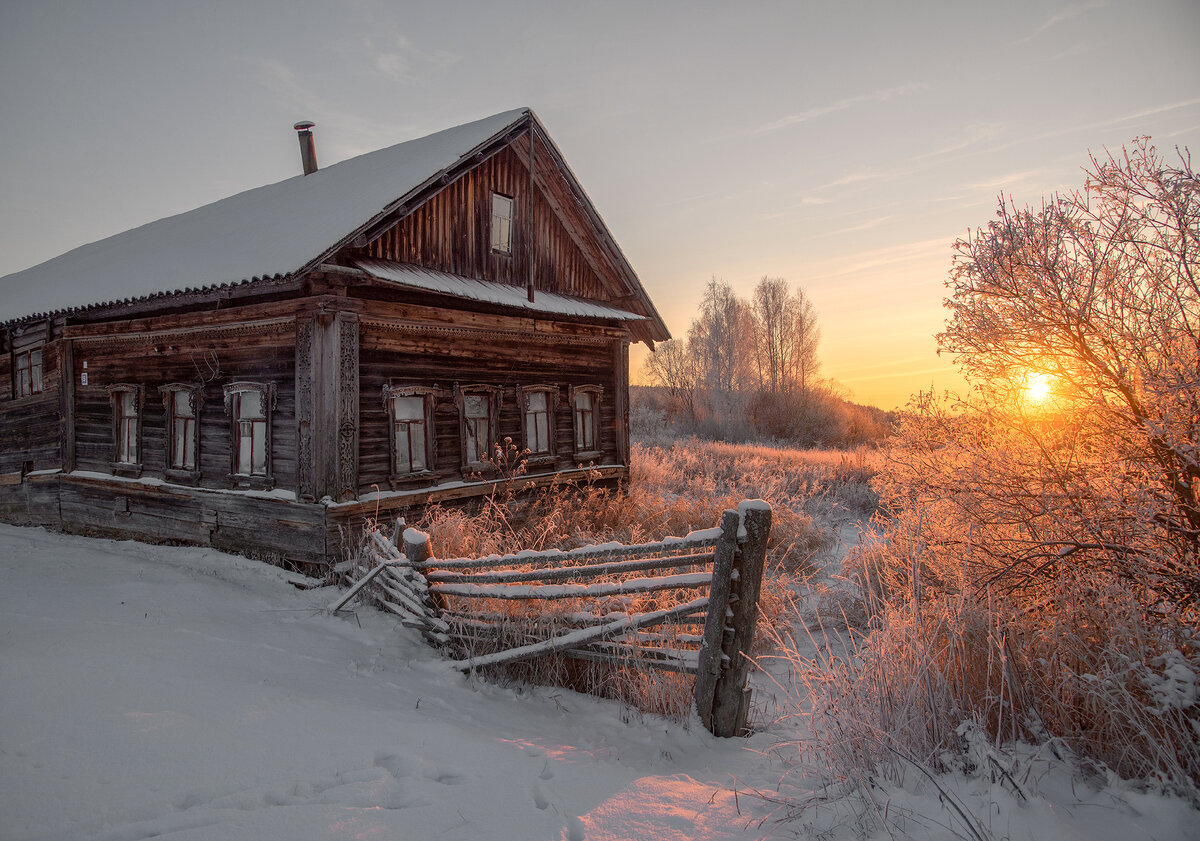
[455, 384, 502, 471]
[520, 385, 559, 458]
[383, 385, 438, 481]
[571, 385, 603, 456]
[160, 384, 201, 475]
[107, 384, 142, 471]
[14, 347, 43, 397]
[490, 193, 514, 254]
[223, 382, 275, 483]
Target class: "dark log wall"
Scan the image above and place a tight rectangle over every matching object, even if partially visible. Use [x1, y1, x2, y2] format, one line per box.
[358, 320, 619, 495]
[0, 324, 60, 474]
[71, 321, 297, 492]
[366, 144, 623, 304]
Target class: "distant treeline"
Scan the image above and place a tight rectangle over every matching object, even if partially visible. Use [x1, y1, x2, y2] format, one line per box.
[638, 277, 894, 447]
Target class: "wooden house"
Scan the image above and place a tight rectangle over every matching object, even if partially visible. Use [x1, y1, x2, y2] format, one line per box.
[0, 109, 669, 569]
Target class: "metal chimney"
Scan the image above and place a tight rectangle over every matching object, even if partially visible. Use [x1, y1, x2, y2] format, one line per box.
[293, 121, 318, 175]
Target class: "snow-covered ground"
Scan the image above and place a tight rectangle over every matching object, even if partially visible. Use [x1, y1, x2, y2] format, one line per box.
[1, 523, 1195, 840]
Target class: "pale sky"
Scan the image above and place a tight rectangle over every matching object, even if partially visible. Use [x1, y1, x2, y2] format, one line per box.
[2, 0, 1197, 409]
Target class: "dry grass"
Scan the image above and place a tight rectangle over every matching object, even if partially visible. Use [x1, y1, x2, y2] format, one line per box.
[768, 524, 1200, 810]
[392, 438, 876, 722]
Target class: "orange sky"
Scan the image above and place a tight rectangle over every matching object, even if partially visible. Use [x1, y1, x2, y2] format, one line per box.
[1, 3, 1197, 411]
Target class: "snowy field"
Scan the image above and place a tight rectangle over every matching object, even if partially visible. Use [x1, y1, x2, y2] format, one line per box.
[1, 523, 1195, 841]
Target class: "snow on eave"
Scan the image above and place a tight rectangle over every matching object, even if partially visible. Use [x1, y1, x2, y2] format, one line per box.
[352, 259, 646, 322]
[0, 109, 530, 327]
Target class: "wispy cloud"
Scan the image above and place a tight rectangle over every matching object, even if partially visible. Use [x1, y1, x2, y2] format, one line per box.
[1103, 97, 1200, 127]
[1016, 1, 1106, 44]
[816, 216, 893, 238]
[806, 235, 955, 280]
[910, 122, 1006, 162]
[965, 168, 1048, 193]
[358, 31, 459, 84]
[753, 83, 926, 135]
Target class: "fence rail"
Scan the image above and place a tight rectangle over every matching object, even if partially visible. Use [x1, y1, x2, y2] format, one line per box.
[334, 501, 771, 737]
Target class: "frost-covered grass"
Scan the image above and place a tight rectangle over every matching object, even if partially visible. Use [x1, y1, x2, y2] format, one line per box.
[3, 497, 1197, 839]
[389, 439, 869, 719]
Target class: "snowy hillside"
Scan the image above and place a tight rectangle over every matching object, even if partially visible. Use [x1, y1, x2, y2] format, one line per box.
[1, 524, 1194, 840]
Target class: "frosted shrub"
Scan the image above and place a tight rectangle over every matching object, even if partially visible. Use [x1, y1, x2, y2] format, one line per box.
[798, 140, 1200, 802]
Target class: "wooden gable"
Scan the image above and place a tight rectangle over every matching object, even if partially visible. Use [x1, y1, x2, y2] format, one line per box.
[353, 116, 668, 344]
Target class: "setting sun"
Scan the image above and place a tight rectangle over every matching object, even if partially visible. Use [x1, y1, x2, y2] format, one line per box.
[1025, 372, 1054, 404]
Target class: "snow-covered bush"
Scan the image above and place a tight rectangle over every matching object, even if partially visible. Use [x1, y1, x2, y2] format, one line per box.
[808, 139, 1200, 800]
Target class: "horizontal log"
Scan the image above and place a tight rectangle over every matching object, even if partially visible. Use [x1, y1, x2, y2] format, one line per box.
[425, 551, 714, 585]
[452, 596, 710, 672]
[561, 646, 698, 675]
[417, 527, 723, 571]
[433, 571, 713, 601]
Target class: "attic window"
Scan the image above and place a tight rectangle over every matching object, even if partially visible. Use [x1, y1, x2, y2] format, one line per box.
[490, 193, 514, 254]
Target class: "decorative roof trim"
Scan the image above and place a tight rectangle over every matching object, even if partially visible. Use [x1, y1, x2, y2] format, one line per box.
[70, 317, 294, 348]
[361, 318, 614, 346]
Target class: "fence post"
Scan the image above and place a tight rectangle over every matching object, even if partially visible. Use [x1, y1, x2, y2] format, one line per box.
[710, 501, 771, 737]
[694, 509, 740, 732]
[402, 527, 432, 565]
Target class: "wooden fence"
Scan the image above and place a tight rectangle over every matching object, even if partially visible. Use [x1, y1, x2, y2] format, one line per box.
[333, 501, 772, 737]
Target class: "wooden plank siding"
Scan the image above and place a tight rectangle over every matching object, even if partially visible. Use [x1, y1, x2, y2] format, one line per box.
[69, 319, 298, 492]
[357, 319, 620, 496]
[0, 116, 656, 570]
[366, 143, 622, 305]
[1, 325, 61, 475]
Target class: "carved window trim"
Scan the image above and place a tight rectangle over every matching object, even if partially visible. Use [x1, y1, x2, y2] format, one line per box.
[570, 384, 603, 461]
[223, 381, 276, 489]
[519, 384, 560, 462]
[107, 384, 143, 477]
[159, 383, 202, 484]
[13, 345, 44, 399]
[382, 384, 439, 486]
[490, 192, 515, 255]
[454, 383, 503, 475]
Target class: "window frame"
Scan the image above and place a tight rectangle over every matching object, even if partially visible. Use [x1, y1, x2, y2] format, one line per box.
[382, 384, 439, 486]
[107, 384, 143, 477]
[223, 381, 276, 488]
[519, 384, 560, 462]
[570, 384, 604, 461]
[159, 383, 202, 484]
[490, 192, 515, 255]
[13, 346, 44, 398]
[454, 383, 503, 475]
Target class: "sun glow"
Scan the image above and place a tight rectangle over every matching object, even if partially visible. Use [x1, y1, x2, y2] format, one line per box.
[1024, 372, 1054, 405]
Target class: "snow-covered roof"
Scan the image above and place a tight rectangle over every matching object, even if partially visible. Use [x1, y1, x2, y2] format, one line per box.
[0, 109, 530, 325]
[353, 258, 644, 322]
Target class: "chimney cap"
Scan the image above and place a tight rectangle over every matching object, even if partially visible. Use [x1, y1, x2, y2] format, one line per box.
[294, 120, 315, 132]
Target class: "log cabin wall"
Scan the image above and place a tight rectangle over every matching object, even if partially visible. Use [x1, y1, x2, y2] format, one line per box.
[0, 322, 60, 475]
[357, 316, 621, 496]
[365, 143, 622, 304]
[69, 318, 298, 492]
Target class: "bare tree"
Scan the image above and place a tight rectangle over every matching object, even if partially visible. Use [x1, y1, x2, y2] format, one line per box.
[933, 137, 1200, 607]
[850, 138, 1200, 789]
[689, 277, 753, 397]
[750, 276, 821, 397]
[641, 337, 698, 422]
